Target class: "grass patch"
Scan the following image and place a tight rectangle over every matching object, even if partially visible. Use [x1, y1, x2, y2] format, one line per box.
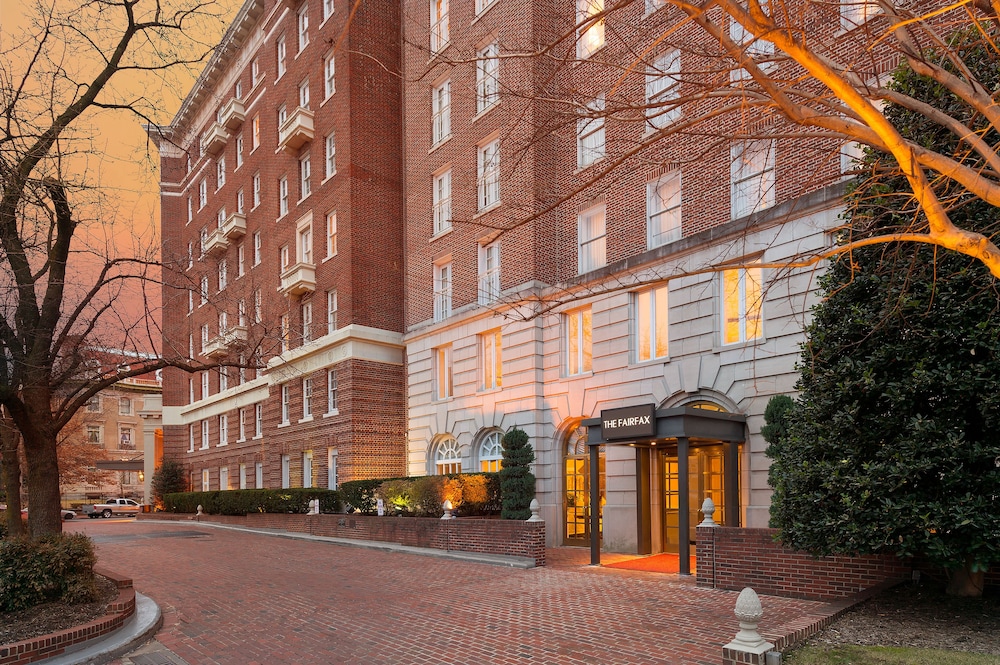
[785, 646, 1000, 665]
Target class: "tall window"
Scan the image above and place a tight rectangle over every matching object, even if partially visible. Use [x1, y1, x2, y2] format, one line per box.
[200, 276, 209, 305]
[432, 80, 451, 144]
[303, 451, 314, 487]
[201, 420, 210, 449]
[721, 263, 763, 345]
[281, 384, 291, 424]
[300, 155, 311, 199]
[430, 0, 449, 53]
[252, 115, 261, 150]
[433, 170, 452, 235]
[254, 289, 262, 323]
[252, 172, 261, 207]
[478, 431, 503, 471]
[253, 232, 262, 266]
[278, 104, 287, 130]
[324, 53, 336, 98]
[237, 189, 245, 214]
[635, 285, 669, 361]
[187, 197, 193, 223]
[119, 397, 132, 415]
[476, 43, 500, 113]
[218, 259, 228, 290]
[477, 139, 500, 210]
[219, 414, 229, 445]
[327, 368, 338, 412]
[841, 0, 878, 28]
[577, 204, 606, 273]
[220, 466, 230, 490]
[577, 95, 605, 168]
[647, 171, 681, 248]
[201, 324, 210, 352]
[188, 424, 195, 452]
[280, 313, 290, 352]
[279, 176, 289, 216]
[327, 290, 338, 333]
[303, 377, 313, 418]
[478, 240, 500, 304]
[323, 0, 334, 21]
[198, 179, 207, 209]
[435, 345, 453, 400]
[481, 330, 502, 391]
[299, 79, 311, 109]
[433, 261, 452, 321]
[729, 17, 774, 81]
[255, 403, 263, 437]
[434, 437, 461, 475]
[251, 58, 260, 86]
[576, 0, 605, 58]
[326, 212, 337, 257]
[297, 4, 309, 50]
[217, 157, 226, 188]
[302, 301, 313, 343]
[324, 132, 336, 177]
[237, 244, 245, 276]
[298, 223, 312, 263]
[731, 139, 775, 219]
[566, 307, 593, 375]
[88, 425, 102, 445]
[235, 136, 244, 168]
[476, 0, 497, 14]
[276, 35, 287, 78]
[646, 50, 681, 129]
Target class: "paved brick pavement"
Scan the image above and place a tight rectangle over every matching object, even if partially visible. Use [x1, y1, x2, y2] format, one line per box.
[67, 519, 827, 665]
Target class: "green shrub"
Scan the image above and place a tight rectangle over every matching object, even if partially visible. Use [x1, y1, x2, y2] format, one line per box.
[163, 488, 341, 515]
[340, 478, 406, 514]
[500, 428, 536, 519]
[0, 533, 98, 612]
[151, 459, 188, 509]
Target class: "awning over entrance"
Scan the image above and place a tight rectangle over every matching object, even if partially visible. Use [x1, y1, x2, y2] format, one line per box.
[581, 405, 747, 574]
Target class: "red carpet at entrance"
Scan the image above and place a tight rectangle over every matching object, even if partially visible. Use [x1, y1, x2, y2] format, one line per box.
[604, 553, 696, 574]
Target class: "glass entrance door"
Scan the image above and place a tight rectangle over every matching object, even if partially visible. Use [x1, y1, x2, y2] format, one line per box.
[564, 426, 605, 546]
[662, 446, 725, 553]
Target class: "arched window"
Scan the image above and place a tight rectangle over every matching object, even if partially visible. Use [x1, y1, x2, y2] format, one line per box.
[478, 431, 503, 472]
[433, 436, 462, 475]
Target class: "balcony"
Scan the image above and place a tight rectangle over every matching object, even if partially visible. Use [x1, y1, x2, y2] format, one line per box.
[223, 325, 249, 347]
[221, 212, 246, 240]
[200, 122, 228, 156]
[279, 261, 316, 296]
[220, 98, 245, 132]
[203, 326, 248, 359]
[204, 228, 229, 256]
[203, 336, 229, 359]
[277, 107, 314, 154]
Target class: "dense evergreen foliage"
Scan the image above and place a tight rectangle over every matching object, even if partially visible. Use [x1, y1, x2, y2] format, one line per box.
[151, 460, 188, 508]
[767, 30, 1000, 585]
[500, 428, 536, 520]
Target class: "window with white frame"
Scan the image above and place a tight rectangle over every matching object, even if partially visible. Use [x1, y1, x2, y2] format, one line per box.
[252, 115, 260, 150]
[477, 139, 500, 210]
[432, 80, 451, 145]
[326, 368, 338, 413]
[566, 307, 593, 375]
[201, 419, 210, 449]
[645, 0, 666, 12]
[237, 244, 245, 276]
[721, 263, 763, 345]
[217, 207, 227, 229]
[481, 329, 502, 391]
[188, 424, 195, 452]
[433, 169, 452, 235]
[647, 171, 681, 248]
[840, 0, 879, 29]
[324, 53, 336, 98]
[433, 261, 452, 322]
[239, 407, 247, 441]
[577, 203, 606, 273]
[434, 436, 461, 475]
[325, 133, 336, 177]
[303, 377, 313, 418]
[254, 289, 262, 323]
[325, 211, 337, 257]
[119, 428, 134, 450]
[476, 43, 499, 113]
[200, 276, 209, 305]
[279, 176, 289, 216]
[478, 240, 500, 304]
[238, 299, 247, 326]
[218, 259, 228, 291]
[478, 431, 503, 471]
[435, 345, 453, 400]
[253, 231, 262, 266]
[729, 16, 774, 81]
[217, 157, 226, 188]
[297, 222, 312, 263]
[188, 290, 194, 313]
[187, 197, 193, 223]
[300, 155, 311, 199]
[299, 79, 311, 109]
[281, 454, 290, 488]
[219, 309, 229, 335]
[431, 0, 449, 53]
[281, 383, 291, 424]
[87, 425, 102, 445]
[297, 4, 309, 50]
[646, 50, 681, 129]
[200, 227, 208, 257]
[327, 290, 338, 333]
[323, 0, 334, 21]
[201, 370, 209, 399]
[276, 35, 287, 78]
[239, 463, 247, 489]
[278, 104, 287, 129]
[86, 395, 101, 412]
[635, 284, 669, 362]
[252, 172, 261, 207]
[219, 414, 228, 445]
[220, 466, 230, 490]
[198, 179, 207, 208]
[235, 136, 244, 168]
[280, 314, 290, 352]
[303, 450, 314, 487]
[237, 189, 245, 214]
[476, 0, 496, 14]
[235, 79, 243, 99]
[731, 139, 775, 219]
[302, 301, 313, 343]
[118, 397, 132, 415]
[255, 403, 263, 437]
[202, 468, 210, 491]
[577, 95, 605, 168]
[251, 58, 260, 86]
[576, 0, 605, 58]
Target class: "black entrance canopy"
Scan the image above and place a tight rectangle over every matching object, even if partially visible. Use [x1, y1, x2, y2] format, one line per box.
[580, 405, 747, 574]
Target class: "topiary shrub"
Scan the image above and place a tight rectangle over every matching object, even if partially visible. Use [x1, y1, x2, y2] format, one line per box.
[151, 459, 188, 509]
[499, 428, 535, 520]
[0, 533, 98, 612]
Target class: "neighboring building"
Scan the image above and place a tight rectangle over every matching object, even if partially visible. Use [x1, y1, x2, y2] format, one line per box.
[155, 0, 880, 556]
[151, 0, 406, 494]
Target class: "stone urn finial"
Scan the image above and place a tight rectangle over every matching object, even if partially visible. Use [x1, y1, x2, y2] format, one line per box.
[728, 588, 773, 651]
[196, 504, 203, 516]
[441, 499, 455, 520]
[699, 497, 718, 527]
[526, 498, 543, 522]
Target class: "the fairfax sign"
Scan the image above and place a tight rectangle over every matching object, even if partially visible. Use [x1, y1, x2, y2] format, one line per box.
[599, 404, 657, 441]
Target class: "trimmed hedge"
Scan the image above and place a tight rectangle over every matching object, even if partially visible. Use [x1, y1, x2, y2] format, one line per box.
[0, 533, 99, 612]
[341, 473, 501, 517]
[163, 488, 341, 515]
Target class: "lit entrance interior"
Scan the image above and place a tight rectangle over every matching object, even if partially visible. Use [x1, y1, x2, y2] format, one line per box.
[564, 424, 605, 547]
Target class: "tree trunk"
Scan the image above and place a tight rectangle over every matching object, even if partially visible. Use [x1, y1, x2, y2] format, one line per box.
[946, 559, 986, 597]
[20, 425, 63, 539]
[0, 416, 25, 538]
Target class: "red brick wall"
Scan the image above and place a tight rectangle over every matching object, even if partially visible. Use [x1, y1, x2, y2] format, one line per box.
[696, 526, 911, 601]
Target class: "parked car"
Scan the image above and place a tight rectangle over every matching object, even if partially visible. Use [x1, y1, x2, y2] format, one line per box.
[17, 507, 76, 520]
[82, 498, 141, 518]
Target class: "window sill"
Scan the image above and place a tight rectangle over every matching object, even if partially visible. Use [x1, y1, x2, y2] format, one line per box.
[428, 136, 452, 154]
[471, 103, 498, 124]
[276, 212, 288, 223]
[200, 445, 210, 451]
[563, 371, 593, 381]
[323, 409, 339, 418]
[470, 0, 498, 25]
[252, 434, 263, 440]
[297, 193, 312, 206]
[217, 442, 228, 447]
[712, 337, 766, 354]
[322, 254, 336, 263]
[321, 172, 336, 186]
[430, 227, 453, 242]
[277, 421, 290, 429]
[478, 386, 502, 395]
[473, 202, 501, 219]
[299, 415, 314, 424]
[321, 93, 335, 108]
[631, 356, 670, 369]
[319, 14, 334, 29]
[574, 157, 606, 174]
[236, 438, 246, 444]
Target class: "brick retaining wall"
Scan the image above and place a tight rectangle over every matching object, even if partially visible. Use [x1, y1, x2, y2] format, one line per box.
[142, 512, 546, 566]
[0, 568, 136, 665]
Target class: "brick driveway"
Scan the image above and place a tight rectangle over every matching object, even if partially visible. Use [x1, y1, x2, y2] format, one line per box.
[68, 519, 826, 665]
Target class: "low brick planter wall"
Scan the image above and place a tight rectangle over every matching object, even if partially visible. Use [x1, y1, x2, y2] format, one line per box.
[0, 568, 136, 665]
[696, 526, 910, 601]
[142, 512, 546, 566]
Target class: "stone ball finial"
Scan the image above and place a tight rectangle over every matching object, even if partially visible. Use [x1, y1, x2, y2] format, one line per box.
[699, 497, 718, 526]
[526, 498, 543, 522]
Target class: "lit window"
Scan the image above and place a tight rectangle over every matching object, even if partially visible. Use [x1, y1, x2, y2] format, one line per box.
[300, 155, 311, 199]
[88, 425, 102, 444]
[324, 54, 336, 98]
[477, 139, 500, 210]
[433, 261, 452, 322]
[435, 345, 453, 400]
[478, 240, 500, 305]
[646, 51, 681, 129]
[577, 95, 605, 168]
[577, 204, 606, 273]
[279, 176, 289, 216]
[327, 290, 338, 333]
[430, 0, 449, 53]
[326, 211, 337, 257]
[721, 263, 763, 345]
[297, 4, 309, 50]
[731, 139, 775, 219]
[635, 285, 669, 362]
[647, 171, 681, 248]
[202, 468, 210, 491]
[303, 377, 313, 418]
[432, 80, 451, 145]
[302, 302, 313, 343]
[566, 307, 593, 375]
[481, 330, 502, 391]
[252, 115, 260, 150]
[281, 384, 291, 424]
[276, 35, 287, 78]
[476, 43, 499, 113]
[327, 368, 338, 412]
[220, 466, 230, 489]
[433, 170, 452, 235]
[434, 436, 461, 475]
[478, 431, 503, 471]
[576, 0, 605, 58]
